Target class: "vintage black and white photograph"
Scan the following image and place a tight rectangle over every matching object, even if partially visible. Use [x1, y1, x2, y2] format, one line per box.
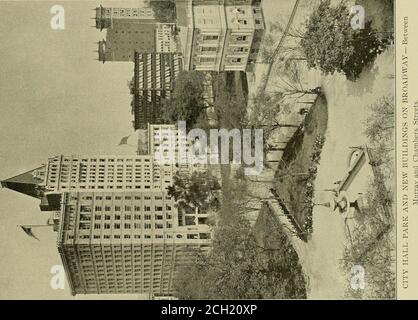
[0, 0, 400, 301]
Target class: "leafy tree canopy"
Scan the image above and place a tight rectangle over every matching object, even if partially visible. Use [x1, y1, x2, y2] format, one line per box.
[167, 170, 221, 213]
[149, 0, 176, 23]
[164, 71, 207, 127]
[173, 204, 307, 299]
[301, 0, 391, 81]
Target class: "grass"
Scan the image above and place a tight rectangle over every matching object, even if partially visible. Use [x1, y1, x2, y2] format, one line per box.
[251, 203, 307, 298]
[212, 71, 248, 130]
[341, 97, 395, 299]
[340, 170, 395, 299]
[274, 94, 328, 239]
[211, 71, 249, 202]
[197, 164, 308, 298]
[182, 71, 307, 298]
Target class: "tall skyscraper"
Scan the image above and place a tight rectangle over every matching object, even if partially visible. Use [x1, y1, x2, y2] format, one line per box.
[58, 190, 211, 296]
[43, 155, 174, 193]
[2, 153, 212, 296]
[1, 155, 173, 200]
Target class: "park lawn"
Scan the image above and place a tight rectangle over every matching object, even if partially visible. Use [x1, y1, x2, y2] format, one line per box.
[274, 95, 328, 238]
[215, 167, 308, 298]
[211, 70, 254, 233]
[212, 71, 249, 213]
[208, 72, 307, 298]
[212, 71, 248, 130]
[251, 203, 307, 298]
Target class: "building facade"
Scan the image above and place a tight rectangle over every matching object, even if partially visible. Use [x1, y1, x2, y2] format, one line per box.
[130, 52, 182, 129]
[95, 6, 156, 31]
[57, 191, 211, 295]
[177, 0, 265, 71]
[95, 6, 179, 62]
[136, 124, 220, 178]
[44, 155, 174, 194]
[1, 155, 175, 210]
[156, 24, 178, 53]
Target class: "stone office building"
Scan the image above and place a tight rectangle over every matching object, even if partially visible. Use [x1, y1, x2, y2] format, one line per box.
[1, 154, 212, 296]
[177, 0, 265, 72]
[58, 191, 211, 295]
[43, 154, 174, 194]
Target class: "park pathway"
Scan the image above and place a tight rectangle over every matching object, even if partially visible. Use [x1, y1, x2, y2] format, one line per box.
[248, 45, 394, 298]
[247, 0, 394, 299]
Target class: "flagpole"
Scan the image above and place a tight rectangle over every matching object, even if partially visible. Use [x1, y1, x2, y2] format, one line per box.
[18, 224, 51, 241]
[18, 224, 52, 228]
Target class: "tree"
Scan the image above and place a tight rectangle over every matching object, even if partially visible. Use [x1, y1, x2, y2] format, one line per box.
[364, 95, 395, 180]
[173, 203, 307, 299]
[300, 0, 391, 81]
[149, 0, 176, 23]
[268, 57, 322, 103]
[364, 96, 394, 144]
[167, 171, 221, 213]
[340, 176, 395, 299]
[164, 71, 208, 128]
[260, 20, 306, 64]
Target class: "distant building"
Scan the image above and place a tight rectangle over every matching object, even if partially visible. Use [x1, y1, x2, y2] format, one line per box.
[95, 6, 155, 31]
[156, 24, 178, 53]
[136, 124, 220, 177]
[176, 0, 265, 72]
[130, 52, 182, 129]
[95, 6, 179, 63]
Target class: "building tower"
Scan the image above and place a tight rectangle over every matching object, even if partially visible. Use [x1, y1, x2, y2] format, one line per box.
[94, 6, 179, 63]
[95, 6, 156, 31]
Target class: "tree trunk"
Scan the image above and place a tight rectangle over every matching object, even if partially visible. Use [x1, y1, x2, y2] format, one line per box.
[272, 123, 300, 129]
[277, 172, 309, 179]
[248, 178, 275, 183]
[268, 147, 286, 152]
[288, 57, 307, 62]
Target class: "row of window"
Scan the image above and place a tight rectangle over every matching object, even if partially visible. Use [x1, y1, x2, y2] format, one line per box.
[70, 233, 172, 240]
[92, 213, 172, 220]
[89, 222, 172, 229]
[81, 195, 169, 201]
[61, 185, 162, 190]
[80, 205, 170, 212]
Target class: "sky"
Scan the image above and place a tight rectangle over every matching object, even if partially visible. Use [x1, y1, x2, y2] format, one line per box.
[0, 0, 146, 300]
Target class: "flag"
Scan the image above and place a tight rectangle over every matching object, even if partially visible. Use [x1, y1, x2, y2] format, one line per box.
[20, 226, 40, 241]
[118, 135, 131, 146]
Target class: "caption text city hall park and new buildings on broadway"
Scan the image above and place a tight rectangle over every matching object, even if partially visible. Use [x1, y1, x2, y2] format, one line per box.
[1, 0, 266, 297]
